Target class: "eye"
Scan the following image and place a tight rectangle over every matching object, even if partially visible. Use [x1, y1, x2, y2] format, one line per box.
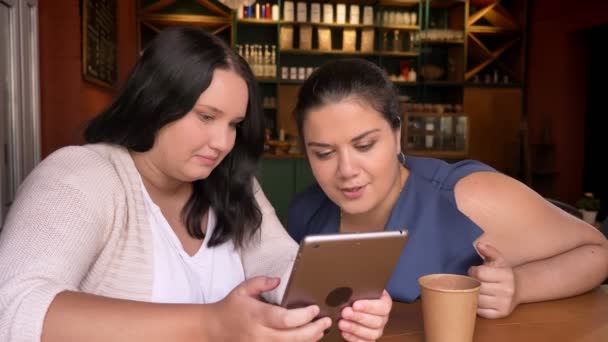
[230, 121, 243, 130]
[356, 142, 375, 152]
[198, 113, 214, 122]
[313, 150, 333, 160]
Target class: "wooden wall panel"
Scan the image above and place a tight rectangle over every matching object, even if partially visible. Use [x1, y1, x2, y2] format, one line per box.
[526, 0, 608, 203]
[39, 0, 137, 157]
[464, 87, 523, 176]
[39, 0, 85, 156]
[277, 84, 301, 137]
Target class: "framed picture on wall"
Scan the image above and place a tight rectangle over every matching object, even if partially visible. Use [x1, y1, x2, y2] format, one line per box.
[82, 0, 117, 88]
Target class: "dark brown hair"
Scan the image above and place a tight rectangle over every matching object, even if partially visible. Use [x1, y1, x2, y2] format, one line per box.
[85, 27, 263, 248]
[293, 58, 402, 141]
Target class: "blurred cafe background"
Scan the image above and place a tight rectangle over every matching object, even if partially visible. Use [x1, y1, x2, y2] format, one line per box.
[1, 0, 607, 232]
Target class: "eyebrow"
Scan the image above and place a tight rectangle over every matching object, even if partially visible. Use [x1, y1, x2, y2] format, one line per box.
[307, 128, 381, 148]
[196, 104, 223, 114]
[196, 104, 246, 121]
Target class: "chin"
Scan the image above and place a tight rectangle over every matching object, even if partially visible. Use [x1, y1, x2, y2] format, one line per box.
[337, 201, 373, 216]
[183, 171, 212, 182]
[188, 164, 216, 179]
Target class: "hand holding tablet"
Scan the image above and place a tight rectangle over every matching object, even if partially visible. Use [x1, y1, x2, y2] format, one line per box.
[280, 230, 408, 339]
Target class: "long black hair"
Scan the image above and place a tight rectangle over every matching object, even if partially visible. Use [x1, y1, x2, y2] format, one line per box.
[293, 58, 402, 142]
[85, 26, 264, 248]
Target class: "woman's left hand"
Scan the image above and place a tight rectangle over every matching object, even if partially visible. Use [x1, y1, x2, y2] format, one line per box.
[338, 290, 392, 342]
[468, 242, 519, 319]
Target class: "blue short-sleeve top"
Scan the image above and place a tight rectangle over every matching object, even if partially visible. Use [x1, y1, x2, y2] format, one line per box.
[287, 156, 496, 302]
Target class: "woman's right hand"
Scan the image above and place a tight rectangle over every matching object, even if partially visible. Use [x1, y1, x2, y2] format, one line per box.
[206, 276, 332, 341]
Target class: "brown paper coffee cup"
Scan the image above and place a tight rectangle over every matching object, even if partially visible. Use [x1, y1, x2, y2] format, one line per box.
[418, 274, 481, 342]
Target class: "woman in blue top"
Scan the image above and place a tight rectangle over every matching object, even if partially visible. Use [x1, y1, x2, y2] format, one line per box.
[288, 58, 608, 319]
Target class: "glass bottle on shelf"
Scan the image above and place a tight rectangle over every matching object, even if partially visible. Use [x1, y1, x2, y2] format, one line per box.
[259, 45, 265, 77]
[402, 11, 410, 25]
[455, 116, 467, 150]
[270, 45, 277, 78]
[439, 116, 453, 150]
[243, 44, 250, 65]
[249, 45, 256, 76]
[254, 45, 261, 77]
[406, 32, 414, 51]
[263, 45, 271, 77]
[382, 31, 389, 51]
[272, 4, 279, 21]
[393, 30, 401, 52]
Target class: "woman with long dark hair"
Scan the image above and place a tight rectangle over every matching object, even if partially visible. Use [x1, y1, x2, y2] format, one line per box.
[0, 28, 390, 342]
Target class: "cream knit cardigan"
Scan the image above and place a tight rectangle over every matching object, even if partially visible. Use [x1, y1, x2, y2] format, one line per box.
[0, 143, 297, 342]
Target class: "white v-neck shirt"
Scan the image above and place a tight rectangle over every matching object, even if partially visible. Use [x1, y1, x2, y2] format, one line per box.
[140, 181, 245, 304]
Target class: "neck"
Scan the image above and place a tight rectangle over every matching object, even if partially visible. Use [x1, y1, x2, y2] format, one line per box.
[130, 151, 191, 199]
[340, 165, 408, 233]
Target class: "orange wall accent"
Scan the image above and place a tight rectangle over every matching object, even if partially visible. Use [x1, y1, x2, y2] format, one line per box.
[526, 0, 608, 204]
[39, 0, 136, 157]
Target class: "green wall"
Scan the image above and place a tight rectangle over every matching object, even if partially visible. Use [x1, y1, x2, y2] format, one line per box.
[258, 158, 315, 224]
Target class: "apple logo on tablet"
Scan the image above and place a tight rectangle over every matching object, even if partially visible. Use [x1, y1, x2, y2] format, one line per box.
[325, 287, 353, 307]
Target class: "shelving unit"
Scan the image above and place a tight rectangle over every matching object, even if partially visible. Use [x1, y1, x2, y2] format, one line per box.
[279, 49, 378, 56]
[136, 0, 528, 220]
[135, 0, 527, 153]
[227, 1, 526, 169]
[465, 0, 526, 84]
[229, 0, 431, 161]
[238, 18, 280, 25]
[283, 22, 375, 28]
[403, 111, 469, 159]
[137, 0, 233, 49]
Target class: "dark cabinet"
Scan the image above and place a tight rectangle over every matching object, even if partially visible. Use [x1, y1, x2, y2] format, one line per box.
[258, 157, 315, 224]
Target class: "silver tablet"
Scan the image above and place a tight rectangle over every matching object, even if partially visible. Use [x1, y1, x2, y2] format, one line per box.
[280, 230, 408, 331]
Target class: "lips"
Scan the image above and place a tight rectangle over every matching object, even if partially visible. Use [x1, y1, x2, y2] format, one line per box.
[195, 155, 218, 166]
[340, 185, 366, 199]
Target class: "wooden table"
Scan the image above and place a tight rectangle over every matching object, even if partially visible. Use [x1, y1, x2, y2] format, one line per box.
[380, 287, 608, 341]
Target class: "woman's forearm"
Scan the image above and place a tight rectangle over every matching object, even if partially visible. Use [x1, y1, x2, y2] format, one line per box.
[42, 291, 211, 342]
[514, 243, 608, 305]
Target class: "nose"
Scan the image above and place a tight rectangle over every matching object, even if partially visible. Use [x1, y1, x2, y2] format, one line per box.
[337, 150, 358, 179]
[208, 123, 234, 153]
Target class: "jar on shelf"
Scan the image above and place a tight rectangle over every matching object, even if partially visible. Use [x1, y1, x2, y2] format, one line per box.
[408, 68, 416, 82]
[455, 116, 468, 150]
[425, 118, 436, 149]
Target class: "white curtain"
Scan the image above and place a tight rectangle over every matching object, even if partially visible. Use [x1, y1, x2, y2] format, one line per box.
[0, 0, 40, 227]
